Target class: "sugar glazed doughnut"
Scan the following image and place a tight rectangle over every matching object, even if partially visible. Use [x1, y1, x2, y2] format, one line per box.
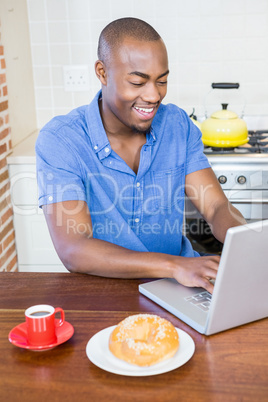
[109, 314, 179, 366]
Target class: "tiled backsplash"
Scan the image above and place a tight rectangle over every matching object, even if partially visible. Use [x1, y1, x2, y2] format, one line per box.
[27, 0, 268, 128]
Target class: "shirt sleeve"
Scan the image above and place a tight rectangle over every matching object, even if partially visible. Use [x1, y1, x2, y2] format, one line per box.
[35, 129, 86, 208]
[184, 114, 211, 175]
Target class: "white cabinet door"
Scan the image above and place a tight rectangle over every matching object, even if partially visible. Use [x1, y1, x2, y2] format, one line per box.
[13, 211, 66, 267]
[9, 164, 38, 206]
[9, 163, 68, 272]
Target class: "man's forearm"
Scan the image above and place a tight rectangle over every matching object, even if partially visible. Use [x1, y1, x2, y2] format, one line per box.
[43, 201, 220, 292]
[60, 235, 173, 278]
[208, 201, 246, 243]
[57, 235, 220, 293]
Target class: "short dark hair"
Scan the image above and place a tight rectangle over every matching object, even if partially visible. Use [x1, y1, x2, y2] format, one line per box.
[97, 17, 161, 64]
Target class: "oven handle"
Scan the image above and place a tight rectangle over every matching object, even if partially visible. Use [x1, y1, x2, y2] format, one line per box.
[230, 199, 268, 204]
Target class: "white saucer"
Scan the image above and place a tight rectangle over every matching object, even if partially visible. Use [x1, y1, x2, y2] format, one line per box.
[86, 325, 195, 376]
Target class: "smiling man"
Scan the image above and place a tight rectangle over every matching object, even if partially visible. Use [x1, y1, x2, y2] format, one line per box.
[36, 18, 246, 293]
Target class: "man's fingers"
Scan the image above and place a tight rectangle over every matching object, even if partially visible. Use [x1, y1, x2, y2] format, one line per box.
[200, 277, 214, 294]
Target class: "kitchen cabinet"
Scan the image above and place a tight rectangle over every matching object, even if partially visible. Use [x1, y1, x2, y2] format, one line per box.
[7, 131, 68, 272]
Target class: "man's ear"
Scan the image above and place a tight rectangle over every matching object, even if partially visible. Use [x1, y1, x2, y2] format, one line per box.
[95, 60, 107, 85]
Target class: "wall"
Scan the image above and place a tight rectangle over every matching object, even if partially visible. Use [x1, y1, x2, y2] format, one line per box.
[0, 0, 37, 147]
[27, 0, 268, 129]
[0, 23, 18, 272]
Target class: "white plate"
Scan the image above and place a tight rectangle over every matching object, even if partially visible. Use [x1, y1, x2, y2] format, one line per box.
[86, 325, 195, 376]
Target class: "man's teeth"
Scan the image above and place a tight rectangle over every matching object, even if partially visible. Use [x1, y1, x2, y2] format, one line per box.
[134, 106, 154, 113]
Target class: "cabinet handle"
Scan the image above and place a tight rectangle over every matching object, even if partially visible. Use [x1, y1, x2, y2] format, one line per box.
[230, 199, 268, 204]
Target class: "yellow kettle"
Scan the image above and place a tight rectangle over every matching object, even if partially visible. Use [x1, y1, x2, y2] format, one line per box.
[201, 103, 248, 148]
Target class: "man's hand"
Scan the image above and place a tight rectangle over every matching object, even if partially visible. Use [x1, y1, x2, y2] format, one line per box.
[171, 255, 221, 294]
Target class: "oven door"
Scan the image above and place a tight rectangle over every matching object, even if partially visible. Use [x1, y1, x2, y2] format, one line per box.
[226, 190, 268, 220]
[184, 190, 268, 254]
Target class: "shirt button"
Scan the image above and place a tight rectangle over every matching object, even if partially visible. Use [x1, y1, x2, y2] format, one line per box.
[135, 218, 140, 223]
[94, 145, 98, 150]
[104, 147, 110, 153]
[136, 182, 140, 188]
[48, 196, 53, 201]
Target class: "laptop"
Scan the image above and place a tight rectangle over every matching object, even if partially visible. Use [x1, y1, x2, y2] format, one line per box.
[139, 220, 268, 335]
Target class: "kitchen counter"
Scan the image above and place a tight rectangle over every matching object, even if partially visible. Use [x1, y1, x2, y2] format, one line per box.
[7, 130, 38, 164]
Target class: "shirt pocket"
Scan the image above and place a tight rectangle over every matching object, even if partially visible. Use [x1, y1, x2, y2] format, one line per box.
[151, 165, 185, 212]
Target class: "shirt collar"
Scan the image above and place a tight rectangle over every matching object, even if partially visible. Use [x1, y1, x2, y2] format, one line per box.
[146, 126, 157, 145]
[85, 90, 111, 160]
[85, 90, 158, 159]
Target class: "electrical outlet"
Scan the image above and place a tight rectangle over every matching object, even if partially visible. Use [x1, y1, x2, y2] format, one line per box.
[63, 65, 90, 92]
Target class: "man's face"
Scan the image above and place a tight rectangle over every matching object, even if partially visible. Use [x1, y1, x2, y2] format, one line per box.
[101, 38, 169, 134]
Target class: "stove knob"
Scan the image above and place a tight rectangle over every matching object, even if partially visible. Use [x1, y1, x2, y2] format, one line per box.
[237, 175, 246, 184]
[218, 175, 227, 184]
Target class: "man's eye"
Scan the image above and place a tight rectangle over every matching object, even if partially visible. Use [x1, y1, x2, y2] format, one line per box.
[130, 82, 144, 86]
[158, 81, 167, 85]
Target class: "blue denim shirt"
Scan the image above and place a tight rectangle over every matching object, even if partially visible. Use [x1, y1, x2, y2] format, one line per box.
[36, 90, 210, 257]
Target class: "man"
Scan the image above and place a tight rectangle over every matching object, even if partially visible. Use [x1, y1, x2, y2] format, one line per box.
[36, 18, 246, 293]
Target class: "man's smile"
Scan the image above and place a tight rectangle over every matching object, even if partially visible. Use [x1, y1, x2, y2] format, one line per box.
[133, 105, 157, 120]
[134, 106, 154, 113]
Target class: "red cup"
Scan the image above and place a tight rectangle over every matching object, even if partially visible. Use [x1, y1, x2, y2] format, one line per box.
[25, 304, 65, 346]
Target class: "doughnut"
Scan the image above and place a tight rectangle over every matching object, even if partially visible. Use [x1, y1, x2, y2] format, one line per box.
[109, 314, 179, 366]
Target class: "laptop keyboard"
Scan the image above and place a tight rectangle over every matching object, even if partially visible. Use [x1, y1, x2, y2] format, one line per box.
[184, 291, 212, 312]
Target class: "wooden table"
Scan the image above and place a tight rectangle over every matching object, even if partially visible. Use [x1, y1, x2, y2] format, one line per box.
[0, 273, 267, 402]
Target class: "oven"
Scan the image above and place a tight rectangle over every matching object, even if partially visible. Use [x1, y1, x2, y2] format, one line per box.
[185, 126, 268, 254]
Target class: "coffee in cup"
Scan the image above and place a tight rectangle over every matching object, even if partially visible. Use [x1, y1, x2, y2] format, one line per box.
[25, 304, 65, 346]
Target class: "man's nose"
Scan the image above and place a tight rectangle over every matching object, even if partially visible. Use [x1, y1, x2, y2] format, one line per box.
[141, 82, 161, 104]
